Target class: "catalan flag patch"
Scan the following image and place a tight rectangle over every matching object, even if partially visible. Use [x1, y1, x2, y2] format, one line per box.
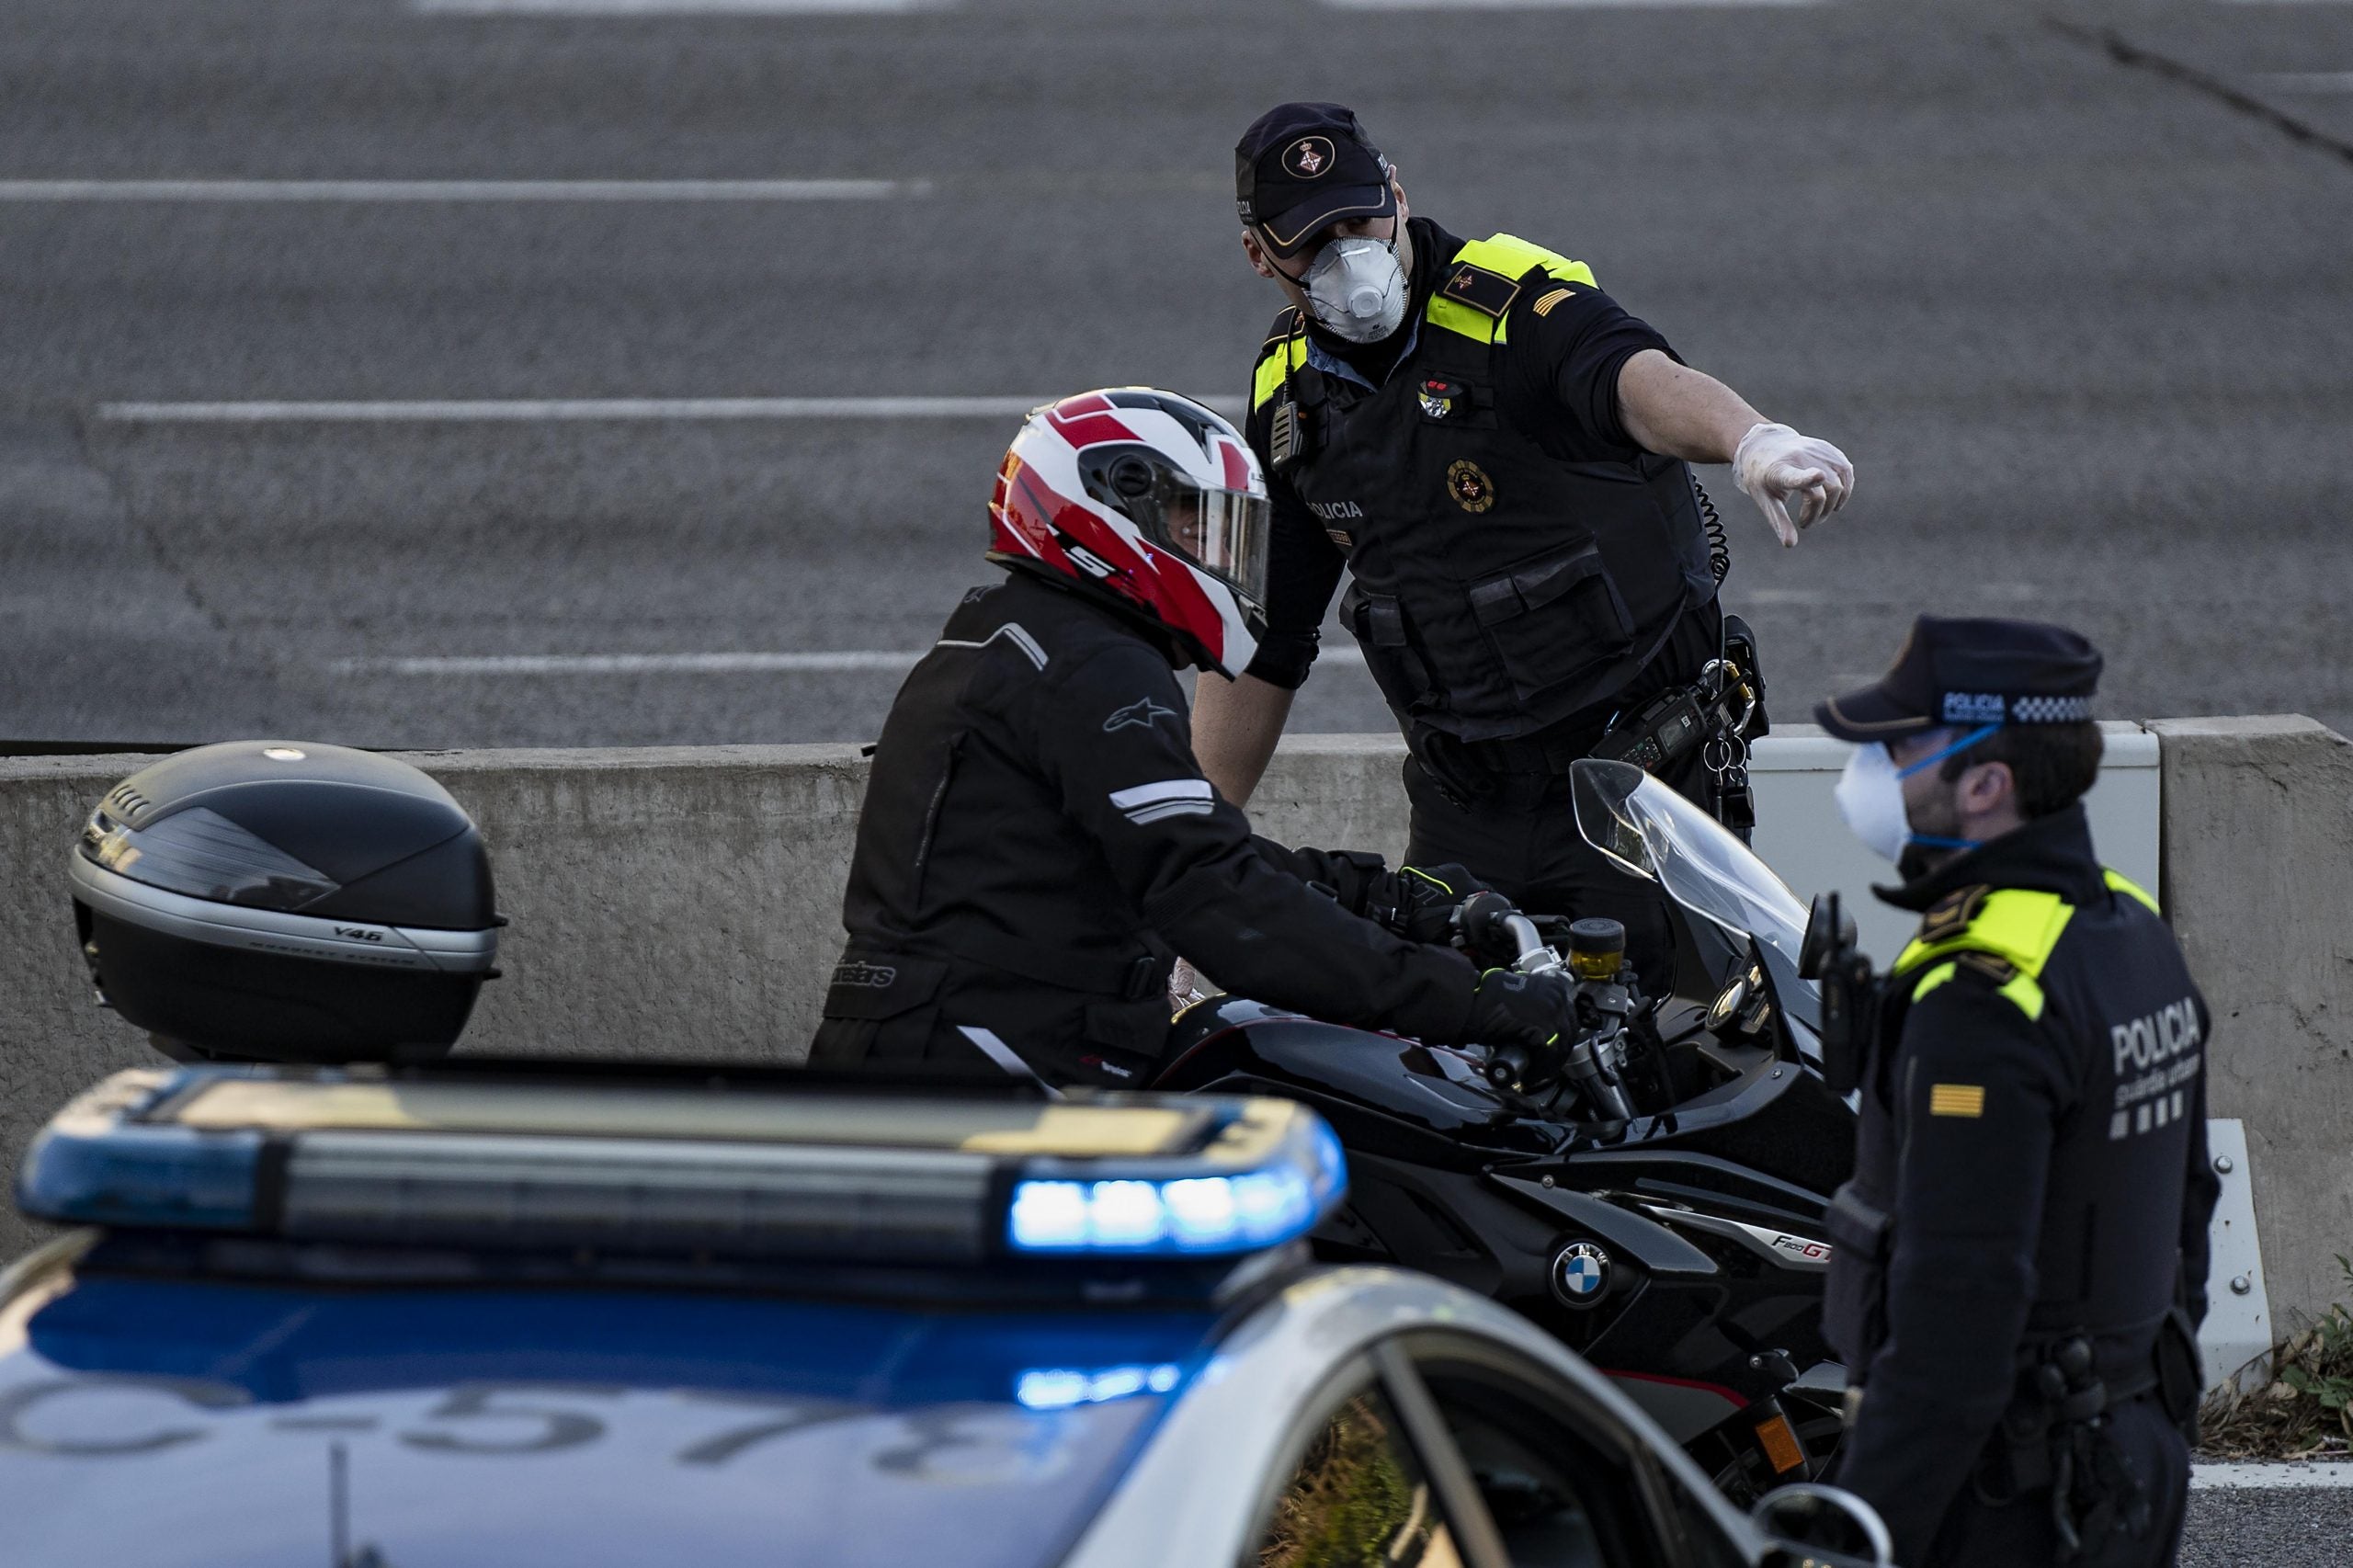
[1531, 287, 1575, 317]
[1928, 1083, 1986, 1119]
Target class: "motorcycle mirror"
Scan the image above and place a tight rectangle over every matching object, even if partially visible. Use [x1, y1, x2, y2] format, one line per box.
[1751, 1483, 1893, 1567]
[1797, 892, 1855, 982]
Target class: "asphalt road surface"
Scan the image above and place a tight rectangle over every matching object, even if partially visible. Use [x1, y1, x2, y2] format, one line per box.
[2182, 1474, 2353, 1568]
[2, 0, 2350, 757]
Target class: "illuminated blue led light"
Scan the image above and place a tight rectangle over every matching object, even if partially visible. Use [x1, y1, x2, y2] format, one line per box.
[1088, 1180, 1168, 1247]
[1004, 1118, 1346, 1257]
[1015, 1363, 1186, 1410]
[1008, 1180, 1092, 1250]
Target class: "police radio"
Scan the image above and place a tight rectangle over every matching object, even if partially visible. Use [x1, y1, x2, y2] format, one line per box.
[1799, 892, 1882, 1097]
[1268, 359, 1325, 476]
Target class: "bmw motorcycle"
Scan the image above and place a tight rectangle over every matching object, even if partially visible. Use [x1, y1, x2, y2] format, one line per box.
[1152, 758, 1859, 1500]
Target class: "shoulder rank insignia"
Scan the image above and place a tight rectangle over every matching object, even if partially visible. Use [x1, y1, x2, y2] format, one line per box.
[1955, 950, 2018, 985]
[1440, 262, 1522, 320]
[1916, 885, 1990, 946]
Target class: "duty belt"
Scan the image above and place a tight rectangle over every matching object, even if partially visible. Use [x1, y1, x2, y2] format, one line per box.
[1985, 1329, 2168, 1562]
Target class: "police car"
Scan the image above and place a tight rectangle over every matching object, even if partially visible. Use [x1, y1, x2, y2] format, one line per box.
[0, 1062, 1890, 1568]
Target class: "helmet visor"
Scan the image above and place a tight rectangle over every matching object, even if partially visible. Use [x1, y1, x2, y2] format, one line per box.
[1143, 475, 1270, 609]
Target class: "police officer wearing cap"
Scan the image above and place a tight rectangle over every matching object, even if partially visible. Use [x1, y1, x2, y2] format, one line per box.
[1814, 618, 2220, 1567]
[1193, 101, 1858, 996]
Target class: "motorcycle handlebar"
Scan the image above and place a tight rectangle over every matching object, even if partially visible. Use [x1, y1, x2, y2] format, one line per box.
[1456, 891, 1564, 978]
[1500, 914, 1547, 965]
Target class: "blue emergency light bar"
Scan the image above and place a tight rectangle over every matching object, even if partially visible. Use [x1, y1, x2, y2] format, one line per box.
[1006, 1119, 1344, 1256]
[16, 1068, 1347, 1267]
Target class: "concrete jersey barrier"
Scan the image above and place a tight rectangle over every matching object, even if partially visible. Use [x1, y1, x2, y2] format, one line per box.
[0, 718, 2346, 1337]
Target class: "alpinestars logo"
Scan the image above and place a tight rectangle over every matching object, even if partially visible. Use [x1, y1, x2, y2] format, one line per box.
[1104, 696, 1178, 733]
[832, 960, 898, 989]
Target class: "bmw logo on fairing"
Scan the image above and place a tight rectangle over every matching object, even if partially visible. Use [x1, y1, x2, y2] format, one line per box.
[1551, 1240, 1611, 1308]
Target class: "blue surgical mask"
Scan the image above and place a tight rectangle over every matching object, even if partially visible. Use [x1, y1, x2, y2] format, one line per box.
[1833, 725, 2002, 864]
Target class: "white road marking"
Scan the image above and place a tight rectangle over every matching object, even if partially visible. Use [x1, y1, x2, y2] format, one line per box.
[2259, 72, 2353, 91]
[1321, 0, 1820, 9]
[2191, 1462, 2353, 1490]
[332, 647, 1366, 676]
[419, 0, 948, 14]
[0, 179, 924, 203]
[97, 395, 1245, 423]
[1730, 584, 2047, 608]
[336, 653, 920, 676]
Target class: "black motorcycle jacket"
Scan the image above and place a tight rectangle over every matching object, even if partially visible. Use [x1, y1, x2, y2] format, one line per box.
[811, 573, 1481, 1087]
[1822, 804, 2220, 1563]
[1245, 220, 1717, 744]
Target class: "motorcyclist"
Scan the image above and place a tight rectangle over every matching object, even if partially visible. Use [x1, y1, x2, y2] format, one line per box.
[809, 388, 1575, 1088]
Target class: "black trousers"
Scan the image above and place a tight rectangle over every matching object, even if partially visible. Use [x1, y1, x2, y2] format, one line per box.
[1920, 1395, 2189, 1568]
[1401, 601, 1729, 1000]
[1403, 743, 1711, 1002]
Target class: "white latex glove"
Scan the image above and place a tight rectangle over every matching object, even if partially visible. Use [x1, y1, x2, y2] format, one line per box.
[1733, 421, 1855, 548]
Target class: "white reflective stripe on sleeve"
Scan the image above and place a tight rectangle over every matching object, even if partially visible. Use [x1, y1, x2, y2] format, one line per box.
[1108, 779, 1214, 811]
[1123, 800, 1216, 824]
[935, 622, 1047, 671]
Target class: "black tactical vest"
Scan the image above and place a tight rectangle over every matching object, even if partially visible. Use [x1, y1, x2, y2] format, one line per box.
[1822, 863, 2211, 1370]
[1255, 232, 1717, 744]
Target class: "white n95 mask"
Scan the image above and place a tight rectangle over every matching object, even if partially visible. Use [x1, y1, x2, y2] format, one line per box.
[1834, 744, 1914, 864]
[1302, 236, 1407, 343]
[1833, 724, 2005, 863]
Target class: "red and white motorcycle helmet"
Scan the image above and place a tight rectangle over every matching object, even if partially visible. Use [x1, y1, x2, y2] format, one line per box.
[989, 388, 1270, 677]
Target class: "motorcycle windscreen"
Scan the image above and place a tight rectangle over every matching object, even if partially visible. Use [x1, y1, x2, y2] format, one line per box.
[1568, 758, 1809, 978]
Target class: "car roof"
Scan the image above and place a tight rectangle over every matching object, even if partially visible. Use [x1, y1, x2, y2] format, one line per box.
[0, 1238, 1229, 1568]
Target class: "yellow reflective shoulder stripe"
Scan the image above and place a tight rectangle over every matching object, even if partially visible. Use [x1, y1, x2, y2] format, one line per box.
[1896, 888, 2069, 1021]
[1894, 888, 2075, 979]
[1424, 233, 1598, 347]
[1251, 335, 1310, 413]
[1457, 233, 1597, 287]
[1999, 971, 2048, 1021]
[2105, 868, 2161, 915]
[1426, 292, 1506, 347]
[1906, 957, 2046, 1019]
[1911, 960, 1960, 1003]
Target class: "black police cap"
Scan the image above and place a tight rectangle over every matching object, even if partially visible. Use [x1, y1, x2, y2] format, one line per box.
[1234, 102, 1396, 261]
[1814, 616, 2103, 742]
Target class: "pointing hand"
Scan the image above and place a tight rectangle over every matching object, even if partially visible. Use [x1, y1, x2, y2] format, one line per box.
[1733, 422, 1856, 548]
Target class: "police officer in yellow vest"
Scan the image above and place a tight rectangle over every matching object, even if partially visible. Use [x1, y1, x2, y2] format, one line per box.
[1193, 102, 1857, 995]
[1815, 618, 2218, 1567]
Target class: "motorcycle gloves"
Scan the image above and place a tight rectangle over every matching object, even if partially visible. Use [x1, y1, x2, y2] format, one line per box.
[1733, 421, 1856, 548]
[1467, 966, 1578, 1051]
[1370, 862, 1492, 947]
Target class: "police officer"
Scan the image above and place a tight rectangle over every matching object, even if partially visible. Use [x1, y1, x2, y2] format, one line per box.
[1194, 101, 1857, 997]
[1814, 618, 2219, 1567]
[808, 388, 1578, 1089]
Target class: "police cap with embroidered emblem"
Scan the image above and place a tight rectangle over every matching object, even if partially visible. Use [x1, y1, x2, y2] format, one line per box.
[1814, 616, 2102, 740]
[1234, 102, 1396, 261]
